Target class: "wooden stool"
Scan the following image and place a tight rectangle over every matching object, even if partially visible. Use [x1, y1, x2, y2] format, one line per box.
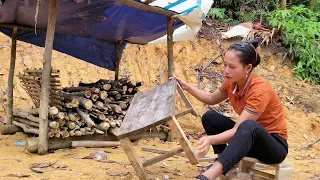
[117, 79, 199, 180]
[239, 157, 293, 180]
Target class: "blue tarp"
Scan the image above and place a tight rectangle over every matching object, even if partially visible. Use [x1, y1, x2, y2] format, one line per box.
[0, 0, 184, 70]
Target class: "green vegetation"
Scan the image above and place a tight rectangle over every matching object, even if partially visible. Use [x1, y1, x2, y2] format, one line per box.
[206, 1, 320, 84]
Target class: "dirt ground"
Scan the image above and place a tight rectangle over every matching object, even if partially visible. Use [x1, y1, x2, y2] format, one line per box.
[0, 31, 320, 180]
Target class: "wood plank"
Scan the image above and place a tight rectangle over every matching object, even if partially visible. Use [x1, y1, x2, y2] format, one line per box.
[118, 79, 177, 138]
[175, 108, 193, 118]
[143, 147, 183, 167]
[167, 116, 199, 165]
[141, 147, 216, 162]
[176, 83, 197, 116]
[120, 138, 148, 180]
[249, 168, 275, 179]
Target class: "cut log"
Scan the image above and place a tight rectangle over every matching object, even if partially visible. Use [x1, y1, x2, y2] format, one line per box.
[94, 129, 105, 135]
[0, 125, 22, 135]
[109, 127, 120, 136]
[12, 121, 39, 135]
[99, 91, 108, 100]
[57, 119, 66, 127]
[65, 121, 76, 129]
[74, 130, 84, 136]
[49, 106, 59, 116]
[49, 121, 59, 129]
[91, 94, 99, 102]
[78, 97, 93, 110]
[98, 122, 110, 131]
[68, 91, 92, 98]
[67, 113, 78, 122]
[56, 112, 66, 119]
[71, 141, 120, 148]
[108, 91, 119, 96]
[111, 101, 127, 109]
[13, 117, 39, 127]
[108, 104, 122, 113]
[104, 98, 111, 104]
[97, 113, 106, 121]
[26, 132, 166, 153]
[109, 121, 117, 128]
[12, 111, 39, 122]
[48, 131, 55, 138]
[102, 84, 111, 91]
[95, 101, 104, 109]
[63, 87, 100, 93]
[61, 130, 70, 138]
[114, 93, 122, 100]
[76, 108, 95, 128]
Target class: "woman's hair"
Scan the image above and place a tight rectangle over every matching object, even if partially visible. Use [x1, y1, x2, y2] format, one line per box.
[227, 40, 261, 68]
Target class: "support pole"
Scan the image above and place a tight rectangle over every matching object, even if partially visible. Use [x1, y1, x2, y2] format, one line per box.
[167, 17, 174, 78]
[6, 26, 18, 125]
[38, 0, 58, 155]
[115, 41, 121, 80]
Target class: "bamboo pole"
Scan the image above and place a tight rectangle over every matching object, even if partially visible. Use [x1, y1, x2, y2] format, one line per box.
[115, 41, 121, 80]
[117, 0, 175, 17]
[6, 26, 18, 125]
[38, 0, 59, 155]
[167, 17, 174, 78]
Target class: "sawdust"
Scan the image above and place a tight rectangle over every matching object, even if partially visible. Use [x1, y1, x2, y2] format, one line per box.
[0, 32, 319, 179]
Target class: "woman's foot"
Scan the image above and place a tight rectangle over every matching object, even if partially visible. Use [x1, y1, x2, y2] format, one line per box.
[196, 174, 209, 180]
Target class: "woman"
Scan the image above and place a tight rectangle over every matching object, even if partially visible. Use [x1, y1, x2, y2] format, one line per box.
[176, 40, 288, 180]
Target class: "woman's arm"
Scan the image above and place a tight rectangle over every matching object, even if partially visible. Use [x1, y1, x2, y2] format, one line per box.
[197, 110, 260, 157]
[176, 77, 228, 105]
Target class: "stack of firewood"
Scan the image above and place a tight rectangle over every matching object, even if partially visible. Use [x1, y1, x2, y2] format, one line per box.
[14, 71, 142, 138]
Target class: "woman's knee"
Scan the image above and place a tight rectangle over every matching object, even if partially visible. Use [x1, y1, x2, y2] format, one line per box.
[201, 110, 221, 125]
[238, 120, 260, 131]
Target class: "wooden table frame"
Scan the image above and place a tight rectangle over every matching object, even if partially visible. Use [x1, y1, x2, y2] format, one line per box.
[118, 79, 199, 180]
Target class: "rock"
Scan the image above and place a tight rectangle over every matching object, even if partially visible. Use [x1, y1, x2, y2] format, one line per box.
[163, 174, 169, 180]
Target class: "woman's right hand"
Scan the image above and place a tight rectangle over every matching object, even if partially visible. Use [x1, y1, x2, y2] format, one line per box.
[175, 77, 190, 90]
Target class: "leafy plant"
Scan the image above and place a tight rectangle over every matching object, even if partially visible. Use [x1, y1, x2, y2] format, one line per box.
[267, 6, 320, 84]
[206, 8, 233, 22]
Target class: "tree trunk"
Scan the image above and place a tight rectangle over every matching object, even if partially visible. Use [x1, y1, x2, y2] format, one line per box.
[71, 141, 120, 148]
[12, 121, 39, 135]
[281, 0, 286, 9]
[76, 108, 95, 128]
[0, 125, 22, 135]
[310, 0, 315, 10]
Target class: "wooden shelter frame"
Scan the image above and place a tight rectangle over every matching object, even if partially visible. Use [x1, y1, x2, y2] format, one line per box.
[1, 0, 177, 154]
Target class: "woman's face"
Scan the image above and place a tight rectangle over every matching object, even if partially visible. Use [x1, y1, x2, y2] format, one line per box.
[223, 50, 250, 83]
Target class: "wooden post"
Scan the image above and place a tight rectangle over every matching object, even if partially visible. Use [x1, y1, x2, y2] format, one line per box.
[167, 16, 174, 78]
[38, 0, 58, 155]
[115, 41, 121, 80]
[6, 26, 18, 125]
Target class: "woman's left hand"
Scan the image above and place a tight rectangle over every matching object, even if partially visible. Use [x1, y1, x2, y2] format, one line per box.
[196, 136, 212, 158]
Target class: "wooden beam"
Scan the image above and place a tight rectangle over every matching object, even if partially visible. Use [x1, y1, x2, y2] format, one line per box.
[38, 0, 59, 155]
[115, 41, 121, 80]
[120, 137, 149, 180]
[117, 0, 175, 17]
[167, 116, 199, 165]
[0, 23, 46, 33]
[167, 16, 174, 78]
[143, 147, 183, 167]
[6, 26, 18, 125]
